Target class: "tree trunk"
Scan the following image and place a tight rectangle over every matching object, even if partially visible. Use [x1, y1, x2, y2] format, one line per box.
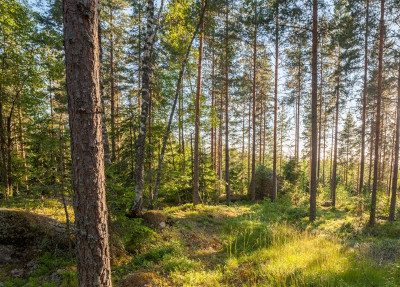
[359, 0, 369, 195]
[310, 0, 318, 222]
[62, 0, 112, 285]
[17, 106, 28, 191]
[109, 5, 117, 162]
[247, 99, 251, 186]
[389, 62, 400, 221]
[58, 119, 72, 251]
[0, 100, 7, 195]
[330, 52, 340, 208]
[193, 0, 204, 205]
[224, 1, 230, 203]
[211, 47, 215, 171]
[128, 0, 156, 217]
[6, 96, 17, 197]
[322, 106, 327, 184]
[295, 52, 301, 163]
[98, 22, 112, 165]
[249, 10, 257, 201]
[272, 5, 278, 201]
[317, 36, 323, 180]
[152, 4, 207, 205]
[242, 103, 246, 193]
[369, 0, 384, 226]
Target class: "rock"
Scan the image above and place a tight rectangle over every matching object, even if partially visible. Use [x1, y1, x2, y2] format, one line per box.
[141, 210, 172, 230]
[0, 209, 72, 249]
[49, 271, 62, 285]
[0, 245, 15, 264]
[11, 268, 24, 277]
[321, 201, 333, 207]
[26, 259, 38, 274]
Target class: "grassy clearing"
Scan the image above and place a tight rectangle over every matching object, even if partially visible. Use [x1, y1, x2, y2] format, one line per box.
[0, 197, 74, 223]
[2, 188, 400, 286]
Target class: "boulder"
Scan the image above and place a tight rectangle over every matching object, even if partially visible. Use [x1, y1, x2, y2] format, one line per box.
[141, 210, 172, 230]
[0, 209, 72, 250]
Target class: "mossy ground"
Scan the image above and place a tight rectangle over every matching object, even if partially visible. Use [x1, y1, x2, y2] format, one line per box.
[1, 186, 400, 286]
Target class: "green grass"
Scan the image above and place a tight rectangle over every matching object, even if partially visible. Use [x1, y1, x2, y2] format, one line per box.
[136, 188, 400, 287]
[2, 186, 400, 286]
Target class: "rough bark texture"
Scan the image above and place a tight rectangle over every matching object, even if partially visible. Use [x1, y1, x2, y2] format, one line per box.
[309, 0, 318, 222]
[62, 0, 112, 285]
[369, 0, 384, 226]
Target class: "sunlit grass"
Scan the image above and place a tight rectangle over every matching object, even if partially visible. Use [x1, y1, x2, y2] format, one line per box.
[2, 186, 400, 287]
[0, 196, 74, 223]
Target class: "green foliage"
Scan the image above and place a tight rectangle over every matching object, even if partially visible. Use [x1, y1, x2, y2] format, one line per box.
[283, 158, 301, 184]
[253, 165, 272, 200]
[124, 220, 158, 254]
[2, 252, 76, 287]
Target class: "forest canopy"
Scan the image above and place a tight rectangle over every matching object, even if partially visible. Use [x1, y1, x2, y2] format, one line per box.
[1, 0, 400, 286]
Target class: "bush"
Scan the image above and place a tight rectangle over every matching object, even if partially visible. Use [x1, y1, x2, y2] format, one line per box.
[283, 159, 300, 184]
[253, 165, 273, 200]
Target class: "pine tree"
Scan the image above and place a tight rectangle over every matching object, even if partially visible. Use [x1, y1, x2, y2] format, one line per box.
[63, 0, 112, 284]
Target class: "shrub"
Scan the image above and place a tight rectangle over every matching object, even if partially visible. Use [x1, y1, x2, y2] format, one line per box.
[252, 165, 273, 200]
[283, 159, 300, 184]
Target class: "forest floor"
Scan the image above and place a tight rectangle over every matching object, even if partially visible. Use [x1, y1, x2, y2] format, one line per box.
[1, 187, 400, 286]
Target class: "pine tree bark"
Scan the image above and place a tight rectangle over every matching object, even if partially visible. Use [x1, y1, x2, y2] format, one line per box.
[62, 0, 112, 285]
[309, 0, 318, 222]
[369, 0, 384, 226]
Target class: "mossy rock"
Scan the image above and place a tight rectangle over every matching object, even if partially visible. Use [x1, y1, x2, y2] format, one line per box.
[141, 210, 172, 230]
[0, 209, 72, 249]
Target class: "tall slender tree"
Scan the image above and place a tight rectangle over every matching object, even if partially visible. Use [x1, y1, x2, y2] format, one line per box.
[272, 1, 279, 201]
[128, 0, 156, 217]
[389, 61, 399, 222]
[369, 0, 385, 226]
[358, 0, 369, 196]
[224, 0, 231, 203]
[249, 2, 257, 201]
[193, 0, 205, 205]
[309, 0, 318, 222]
